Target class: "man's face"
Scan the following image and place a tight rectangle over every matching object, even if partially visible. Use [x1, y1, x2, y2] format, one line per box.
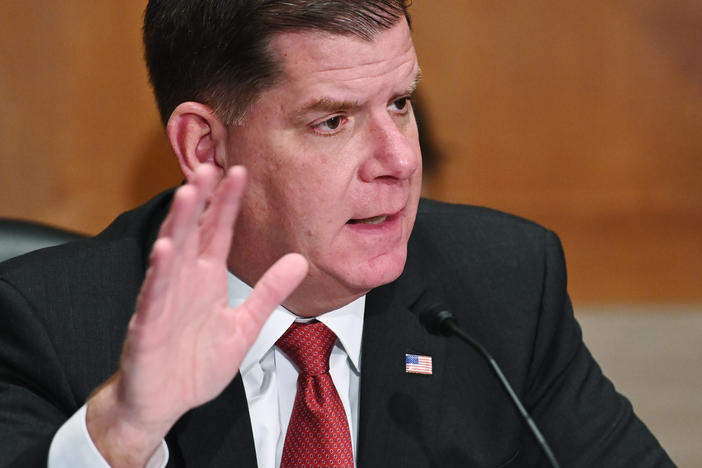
[225, 18, 422, 315]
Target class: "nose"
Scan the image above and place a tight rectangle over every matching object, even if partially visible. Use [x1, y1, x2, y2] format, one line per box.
[359, 113, 420, 182]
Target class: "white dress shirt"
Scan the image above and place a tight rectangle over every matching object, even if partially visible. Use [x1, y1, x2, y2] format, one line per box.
[232, 273, 364, 468]
[48, 271, 365, 468]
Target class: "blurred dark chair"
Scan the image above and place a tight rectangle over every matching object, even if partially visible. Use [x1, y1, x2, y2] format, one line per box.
[0, 219, 86, 263]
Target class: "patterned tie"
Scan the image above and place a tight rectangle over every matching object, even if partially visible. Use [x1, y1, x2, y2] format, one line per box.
[276, 321, 354, 468]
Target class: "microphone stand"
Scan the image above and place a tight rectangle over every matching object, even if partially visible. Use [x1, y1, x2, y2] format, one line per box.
[421, 307, 561, 468]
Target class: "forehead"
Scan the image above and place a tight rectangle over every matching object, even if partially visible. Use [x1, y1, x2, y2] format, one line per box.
[267, 19, 418, 101]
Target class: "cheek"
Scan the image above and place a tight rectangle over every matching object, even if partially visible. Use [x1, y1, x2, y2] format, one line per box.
[280, 157, 355, 210]
[241, 133, 362, 236]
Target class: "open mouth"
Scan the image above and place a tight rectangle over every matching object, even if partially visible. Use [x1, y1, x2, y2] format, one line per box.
[347, 215, 388, 225]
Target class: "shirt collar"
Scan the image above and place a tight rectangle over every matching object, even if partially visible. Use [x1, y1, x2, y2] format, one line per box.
[230, 271, 365, 376]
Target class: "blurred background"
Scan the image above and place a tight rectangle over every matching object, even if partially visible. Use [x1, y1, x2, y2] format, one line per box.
[1, 1, 700, 465]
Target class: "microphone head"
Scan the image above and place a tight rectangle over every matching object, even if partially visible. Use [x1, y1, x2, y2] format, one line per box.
[418, 303, 457, 337]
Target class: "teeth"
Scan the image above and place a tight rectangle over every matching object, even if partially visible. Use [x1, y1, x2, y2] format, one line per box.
[356, 215, 387, 225]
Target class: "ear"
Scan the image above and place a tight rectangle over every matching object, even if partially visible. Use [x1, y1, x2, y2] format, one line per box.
[166, 102, 228, 181]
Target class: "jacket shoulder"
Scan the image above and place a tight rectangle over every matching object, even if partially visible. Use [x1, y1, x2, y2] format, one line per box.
[412, 198, 557, 261]
[0, 189, 174, 282]
[407, 199, 565, 337]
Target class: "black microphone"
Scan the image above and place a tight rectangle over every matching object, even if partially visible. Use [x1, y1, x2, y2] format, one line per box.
[419, 303, 561, 468]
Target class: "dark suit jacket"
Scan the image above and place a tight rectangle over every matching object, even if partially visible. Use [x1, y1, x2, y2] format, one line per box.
[0, 191, 672, 467]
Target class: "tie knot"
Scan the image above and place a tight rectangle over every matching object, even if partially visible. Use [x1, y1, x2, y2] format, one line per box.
[276, 321, 337, 376]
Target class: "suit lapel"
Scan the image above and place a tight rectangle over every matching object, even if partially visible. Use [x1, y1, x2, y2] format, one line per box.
[356, 264, 449, 467]
[171, 375, 258, 468]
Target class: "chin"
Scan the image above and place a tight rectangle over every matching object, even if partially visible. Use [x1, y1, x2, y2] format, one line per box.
[340, 248, 408, 292]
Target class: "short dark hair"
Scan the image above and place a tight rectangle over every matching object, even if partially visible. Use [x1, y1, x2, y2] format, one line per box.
[143, 0, 412, 126]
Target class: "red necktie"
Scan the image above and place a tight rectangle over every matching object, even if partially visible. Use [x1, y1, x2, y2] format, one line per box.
[276, 321, 354, 468]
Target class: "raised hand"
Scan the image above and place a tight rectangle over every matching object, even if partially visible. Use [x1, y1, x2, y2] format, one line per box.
[86, 164, 309, 467]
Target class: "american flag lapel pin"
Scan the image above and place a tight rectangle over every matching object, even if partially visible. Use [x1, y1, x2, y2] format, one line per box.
[405, 353, 432, 375]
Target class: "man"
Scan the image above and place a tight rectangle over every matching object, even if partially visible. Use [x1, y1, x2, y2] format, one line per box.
[0, 1, 672, 467]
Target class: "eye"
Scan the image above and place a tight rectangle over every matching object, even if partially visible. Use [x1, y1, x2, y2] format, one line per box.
[389, 96, 411, 113]
[313, 115, 345, 135]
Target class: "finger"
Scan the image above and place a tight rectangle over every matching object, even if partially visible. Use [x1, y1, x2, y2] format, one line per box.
[234, 253, 309, 337]
[157, 164, 217, 239]
[134, 166, 218, 326]
[199, 166, 247, 259]
[131, 237, 175, 329]
[157, 167, 219, 272]
[170, 166, 220, 262]
[188, 163, 221, 210]
[155, 184, 199, 256]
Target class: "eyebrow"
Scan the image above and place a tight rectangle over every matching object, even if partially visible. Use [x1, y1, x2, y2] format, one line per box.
[293, 68, 424, 119]
[407, 67, 423, 95]
[297, 97, 363, 116]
